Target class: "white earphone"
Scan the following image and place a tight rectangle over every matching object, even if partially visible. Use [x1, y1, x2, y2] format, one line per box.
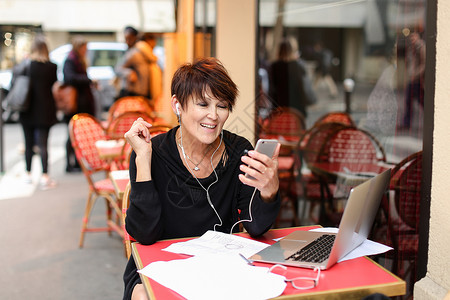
[176, 103, 181, 116]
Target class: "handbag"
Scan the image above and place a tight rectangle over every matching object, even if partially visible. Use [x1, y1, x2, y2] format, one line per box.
[5, 60, 31, 112]
[52, 81, 77, 115]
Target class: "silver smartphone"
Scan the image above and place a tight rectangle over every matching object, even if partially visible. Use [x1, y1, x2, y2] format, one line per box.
[244, 139, 278, 179]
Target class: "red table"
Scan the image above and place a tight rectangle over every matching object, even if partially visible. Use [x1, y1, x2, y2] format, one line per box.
[132, 226, 405, 299]
[95, 139, 125, 160]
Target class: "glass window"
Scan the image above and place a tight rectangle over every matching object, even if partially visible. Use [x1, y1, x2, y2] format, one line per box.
[258, 1, 426, 297]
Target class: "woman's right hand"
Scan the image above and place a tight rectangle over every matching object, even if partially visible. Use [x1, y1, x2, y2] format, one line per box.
[124, 118, 153, 181]
[124, 117, 153, 156]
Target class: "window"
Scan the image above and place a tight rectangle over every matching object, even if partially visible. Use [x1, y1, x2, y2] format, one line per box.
[258, 1, 426, 297]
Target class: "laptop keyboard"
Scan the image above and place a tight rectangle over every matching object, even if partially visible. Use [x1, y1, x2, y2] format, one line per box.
[287, 234, 336, 263]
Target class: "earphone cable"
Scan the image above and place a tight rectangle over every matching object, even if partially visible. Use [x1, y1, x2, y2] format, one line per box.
[179, 124, 224, 231]
[229, 187, 257, 234]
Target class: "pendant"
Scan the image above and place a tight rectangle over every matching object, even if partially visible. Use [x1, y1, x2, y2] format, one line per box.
[194, 166, 200, 171]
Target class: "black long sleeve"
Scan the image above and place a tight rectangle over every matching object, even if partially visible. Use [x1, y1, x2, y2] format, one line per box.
[123, 128, 281, 300]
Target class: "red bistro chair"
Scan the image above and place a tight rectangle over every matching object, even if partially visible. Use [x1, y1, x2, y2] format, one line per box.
[107, 96, 154, 124]
[260, 107, 307, 227]
[69, 113, 123, 248]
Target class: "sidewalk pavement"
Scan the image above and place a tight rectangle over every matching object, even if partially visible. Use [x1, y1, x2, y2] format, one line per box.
[0, 123, 127, 300]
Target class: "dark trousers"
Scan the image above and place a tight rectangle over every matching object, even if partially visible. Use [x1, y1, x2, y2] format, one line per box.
[64, 115, 80, 170]
[403, 80, 424, 127]
[21, 124, 51, 173]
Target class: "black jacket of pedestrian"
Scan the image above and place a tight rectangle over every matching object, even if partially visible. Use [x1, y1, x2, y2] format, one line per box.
[269, 59, 308, 116]
[19, 60, 58, 127]
[63, 50, 96, 117]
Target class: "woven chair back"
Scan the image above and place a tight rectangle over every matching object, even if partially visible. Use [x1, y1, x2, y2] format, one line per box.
[262, 107, 306, 140]
[107, 111, 153, 139]
[108, 96, 153, 122]
[393, 151, 422, 230]
[313, 111, 355, 127]
[319, 127, 386, 164]
[69, 113, 108, 171]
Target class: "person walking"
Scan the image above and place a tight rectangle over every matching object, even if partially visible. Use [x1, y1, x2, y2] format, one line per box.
[401, 31, 426, 129]
[62, 35, 97, 172]
[269, 37, 313, 117]
[16, 35, 58, 189]
[312, 41, 338, 98]
[114, 32, 162, 107]
[134, 33, 163, 105]
[114, 26, 139, 99]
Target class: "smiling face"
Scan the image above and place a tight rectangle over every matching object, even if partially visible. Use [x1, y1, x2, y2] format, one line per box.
[171, 58, 238, 145]
[178, 88, 230, 146]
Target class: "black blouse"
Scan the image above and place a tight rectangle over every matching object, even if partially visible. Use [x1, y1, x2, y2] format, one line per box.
[122, 127, 281, 300]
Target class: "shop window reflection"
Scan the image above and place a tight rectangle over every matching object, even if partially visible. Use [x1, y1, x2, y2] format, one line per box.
[258, 1, 426, 297]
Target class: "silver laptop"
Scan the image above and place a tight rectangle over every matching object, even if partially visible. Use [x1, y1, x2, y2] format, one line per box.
[249, 168, 391, 270]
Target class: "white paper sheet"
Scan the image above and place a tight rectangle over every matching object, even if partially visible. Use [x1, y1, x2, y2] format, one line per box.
[109, 170, 130, 180]
[162, 230, 270, 258]
[95, 139, 125, 148]
[309, 227, 393, 262]
[138, 253, 287, 300]
[109, 169, 130, 180]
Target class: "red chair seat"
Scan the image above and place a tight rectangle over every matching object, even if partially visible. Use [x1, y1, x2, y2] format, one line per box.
[93, 178, 116, 193]
[278, 156, 295, 170]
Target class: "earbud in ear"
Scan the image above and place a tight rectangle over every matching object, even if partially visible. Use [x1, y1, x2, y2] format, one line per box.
[176, 103, 181, 116]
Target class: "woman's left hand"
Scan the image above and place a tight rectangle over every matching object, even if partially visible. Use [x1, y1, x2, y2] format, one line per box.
[239, 143, 281, 202]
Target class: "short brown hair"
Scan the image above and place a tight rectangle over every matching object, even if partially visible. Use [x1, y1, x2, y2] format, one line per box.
[171, 57, 238, 112]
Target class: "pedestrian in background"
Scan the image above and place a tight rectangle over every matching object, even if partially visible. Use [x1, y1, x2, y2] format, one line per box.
[114, 26, 139, 99]
[401, 31, 425, 129]
[269, 37, 312, 117]
[115, 31, 162, 107]
[62, 35, 97, 172]
[134, 33, 163, 105]
[312, 41, 338, 98]
[17, 34, 58, 189]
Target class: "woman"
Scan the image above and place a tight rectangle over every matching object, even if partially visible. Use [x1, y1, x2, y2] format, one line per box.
[269, 37, 312, 117]
[17, 35, 58, 189]
[62, 35, 96, 172]
[123, 58, 281, 300]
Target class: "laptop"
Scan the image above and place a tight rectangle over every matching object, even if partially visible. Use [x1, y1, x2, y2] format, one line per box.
[249, 168, 391, 270]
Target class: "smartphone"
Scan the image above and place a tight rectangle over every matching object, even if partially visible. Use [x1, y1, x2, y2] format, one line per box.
[244, 139, 278, 179]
